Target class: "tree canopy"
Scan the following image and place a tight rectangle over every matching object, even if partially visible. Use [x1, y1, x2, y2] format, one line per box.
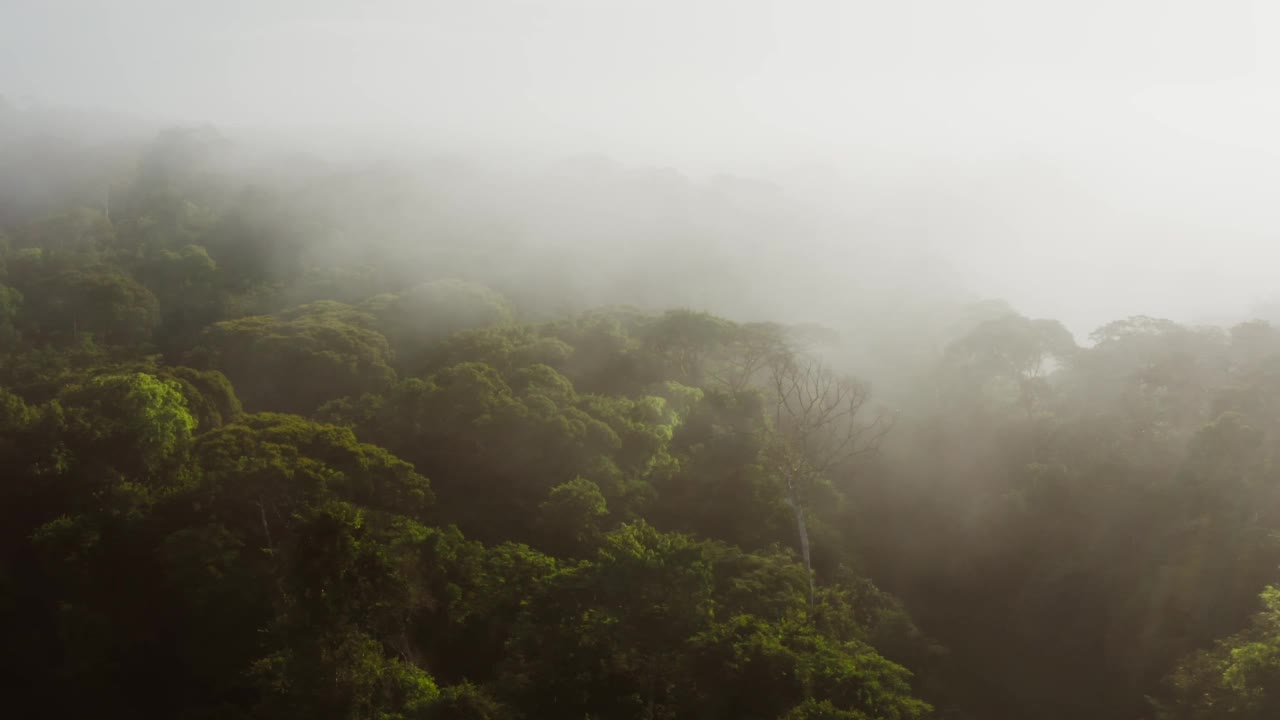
[6, 124, 1280, 720]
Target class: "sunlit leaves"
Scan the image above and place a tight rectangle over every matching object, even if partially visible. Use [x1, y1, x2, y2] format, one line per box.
[58, 372, 196, 486]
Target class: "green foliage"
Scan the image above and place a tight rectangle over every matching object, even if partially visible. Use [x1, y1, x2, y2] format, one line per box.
[135, 243, 226, 348]
[17, 268, 160, 346]
[119, 192, 217, 257]
[0, 149, 1124, 720]
[362, 279, 514, 365]
[651, 386, 791, 548]
[194, 413, 433, 522]
[942, 313, 1076, 416]
[688, 615, 930, 720]
[58, 372, 197, 485]
[14, 207, 116, 256]
[252, 627, 441, 720]
[641, 308, 734, 386]
[1159, 586, 1280, 719]
[537, 476, 609, 556]
[191, 301, 396, 414]
[502, 522, 716, 718]
[0, 281, 20, 346]
[0, 194, 946, 717]
[422, 324, 574, 378]
[428, 683, 511, 720]
[779, 699, 871, 720]
[160, 365, 243, 431]
[342, 360, 687, 544]
[25, 125, 1280, 720]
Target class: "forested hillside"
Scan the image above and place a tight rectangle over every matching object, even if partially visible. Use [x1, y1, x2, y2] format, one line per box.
[5, 120, 1280, 720]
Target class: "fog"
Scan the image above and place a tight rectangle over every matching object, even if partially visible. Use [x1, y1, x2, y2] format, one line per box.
[15, 6, 1280, 718]
[5, 0, 1280, 337]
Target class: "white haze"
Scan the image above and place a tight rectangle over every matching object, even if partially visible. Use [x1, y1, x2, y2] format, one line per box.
[4, 0, 1280, 337]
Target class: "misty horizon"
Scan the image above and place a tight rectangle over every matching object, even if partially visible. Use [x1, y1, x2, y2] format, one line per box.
[5, 1, 1280, 336]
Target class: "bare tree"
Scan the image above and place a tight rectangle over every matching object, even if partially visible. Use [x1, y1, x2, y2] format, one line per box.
[765, 351, 893, 604]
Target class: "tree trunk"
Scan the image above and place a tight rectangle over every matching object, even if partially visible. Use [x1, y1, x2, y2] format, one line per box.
[785, 473, 816, 606]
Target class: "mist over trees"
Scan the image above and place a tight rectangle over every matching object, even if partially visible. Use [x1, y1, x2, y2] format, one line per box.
[6, 94, 1280, 720]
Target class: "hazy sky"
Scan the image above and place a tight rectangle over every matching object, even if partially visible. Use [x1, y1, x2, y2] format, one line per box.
[4, 0, 1280, 333]
[3, 1, 1271, 149]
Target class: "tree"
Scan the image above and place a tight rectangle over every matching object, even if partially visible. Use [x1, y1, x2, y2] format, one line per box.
[135, 244, 225, 350]
[687, 616, 930, 720]
[640, 309, 732, 386]
[18, 268, 160, 346]
[57, 372, 197, 489]
[428, 683, 512, 720]
[193, 413, 433, 533]
[251, 502, 442, 720]
[536, 476, 609, 557]
[766, 352, 891, 603]
[362, 279, 513, 367]
[941, 313, 1077, 419]
[190, 301, 396, 414]
[1159, 586, 1280, 719]
[707, 321, 789, 392]
[158, 366, 242, 432]
[503, 522, 715, 720]
[14, 207, 116, 256]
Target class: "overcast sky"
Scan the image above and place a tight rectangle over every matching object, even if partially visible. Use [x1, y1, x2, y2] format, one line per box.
[3, 2, 1271, 151]
[4, 0, 1280, 333]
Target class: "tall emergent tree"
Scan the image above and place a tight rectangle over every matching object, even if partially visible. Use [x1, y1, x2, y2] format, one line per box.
[766, 351, 891, 604]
